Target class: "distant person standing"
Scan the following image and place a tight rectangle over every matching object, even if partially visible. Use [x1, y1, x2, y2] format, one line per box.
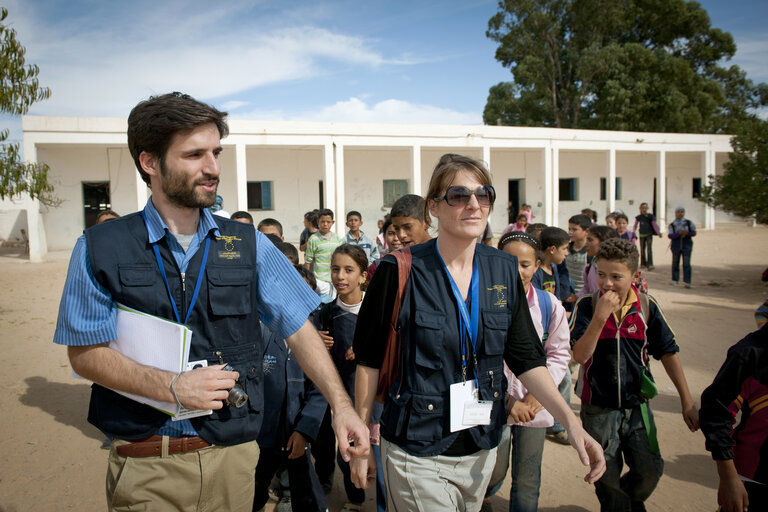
[668, 207, 696, 288]
[305, 209, 343, 298]
[633, 203, 662, 270]
[343, 210, 380, 264]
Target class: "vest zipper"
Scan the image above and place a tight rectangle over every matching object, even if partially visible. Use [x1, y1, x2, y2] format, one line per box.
[616, 314, 622, 409]
[181, 272, 186, 293]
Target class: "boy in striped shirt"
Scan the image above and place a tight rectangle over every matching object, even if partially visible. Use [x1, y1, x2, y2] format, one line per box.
[305, 208, 343, 298]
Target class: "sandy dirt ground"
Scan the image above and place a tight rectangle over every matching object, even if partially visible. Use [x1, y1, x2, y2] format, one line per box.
[1, 223, 766, 512]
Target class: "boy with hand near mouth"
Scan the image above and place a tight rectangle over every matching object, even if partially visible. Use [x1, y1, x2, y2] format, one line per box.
[571, 238, 699, 511]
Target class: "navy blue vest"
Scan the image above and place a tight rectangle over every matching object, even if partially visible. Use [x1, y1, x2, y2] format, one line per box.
[379, 240, 520, 456]
[84, 212, 263, 445]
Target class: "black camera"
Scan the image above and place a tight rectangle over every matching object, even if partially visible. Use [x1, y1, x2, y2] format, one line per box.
[222, 364, 248, 408]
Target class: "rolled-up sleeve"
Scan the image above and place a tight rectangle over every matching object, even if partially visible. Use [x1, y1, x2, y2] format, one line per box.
[254, 231, 320, 339]
[53, 236, 117, 346]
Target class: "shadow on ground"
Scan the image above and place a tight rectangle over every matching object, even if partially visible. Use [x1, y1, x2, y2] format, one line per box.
[663, 453, 717, 486]
[19, 376, 103, 442]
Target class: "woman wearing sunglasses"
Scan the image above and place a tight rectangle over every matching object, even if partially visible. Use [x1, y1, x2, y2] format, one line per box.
[351, 153, 605, 510]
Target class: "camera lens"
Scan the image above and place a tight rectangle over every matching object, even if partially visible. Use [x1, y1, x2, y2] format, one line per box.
[228, 387, 248, 408]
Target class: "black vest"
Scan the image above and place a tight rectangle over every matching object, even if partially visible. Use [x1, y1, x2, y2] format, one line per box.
[379, 240, 521, 456]
[84, 212, 263, 445]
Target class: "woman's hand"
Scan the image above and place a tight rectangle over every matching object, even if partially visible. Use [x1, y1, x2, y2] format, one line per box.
[567, 425, 607, 484]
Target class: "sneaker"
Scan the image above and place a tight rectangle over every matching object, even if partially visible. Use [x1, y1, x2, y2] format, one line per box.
[647, 265, 655, 271]
[340, 503, 362, 512]
[669, 280, 677, 286]
[547, 430, 570, 445]
[684, 283, 692, 289]
[276, 496, 292, 512]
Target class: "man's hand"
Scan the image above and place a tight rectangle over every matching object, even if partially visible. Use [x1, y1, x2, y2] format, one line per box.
[172, 364, 238, 410]
[332, 405, 370, 463]
[285, 431, 307, 460]
[594, 290, 621, 321]
[319, 330, 334, 350]
[567, 425, 607, 484]
[350, 451, 377, 490]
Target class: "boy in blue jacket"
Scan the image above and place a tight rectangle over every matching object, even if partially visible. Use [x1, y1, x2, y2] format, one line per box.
[253, 321, 328, 512]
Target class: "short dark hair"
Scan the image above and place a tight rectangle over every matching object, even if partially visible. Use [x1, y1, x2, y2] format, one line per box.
[318, 208, 334, 220]
[569, 214, 592, 230]
[277, 242, 299, 264]
[596, 238, 639, 273]
[525, 223, 548, 239]
[127, 92, 228, 186]
[581, 208, 598, 222]
[539, 227, 570, 251]
[587, 225, 618, 243]
[390, 194, 426, 222]
[304, 210, 319, 228]
[615, 213, 629, 223]
[231, 211, 253, 223]
[257, 218, 283, 236]
[346, 210, 362, 221]
[96, 210, 120, 224]
[264, 233, 282, 246]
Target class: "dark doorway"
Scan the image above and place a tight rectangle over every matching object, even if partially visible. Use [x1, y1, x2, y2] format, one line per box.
[652, 178, 657, 216]
[82, 181, 111, 228]
[508, 179, 522, 223]
[319, 180, 324, 210]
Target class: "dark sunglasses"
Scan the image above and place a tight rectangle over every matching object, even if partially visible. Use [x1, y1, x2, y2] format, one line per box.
[435, 185, 496, 207]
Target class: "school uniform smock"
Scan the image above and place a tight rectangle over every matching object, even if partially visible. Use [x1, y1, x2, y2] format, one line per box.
[353, 239, 544, 457]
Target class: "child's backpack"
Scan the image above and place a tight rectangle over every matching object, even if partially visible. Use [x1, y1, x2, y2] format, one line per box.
[534, 287, 553, 342]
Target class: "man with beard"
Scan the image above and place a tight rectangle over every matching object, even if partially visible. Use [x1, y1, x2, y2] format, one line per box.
[53, 92, 368, 511]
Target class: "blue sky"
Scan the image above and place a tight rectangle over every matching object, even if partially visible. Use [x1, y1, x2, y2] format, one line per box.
[3, 0, 767, 143]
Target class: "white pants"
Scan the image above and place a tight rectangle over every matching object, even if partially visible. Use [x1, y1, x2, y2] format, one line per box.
[380, 437, 497, 512]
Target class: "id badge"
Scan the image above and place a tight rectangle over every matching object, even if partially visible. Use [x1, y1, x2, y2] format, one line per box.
[449, 380, 493, 432]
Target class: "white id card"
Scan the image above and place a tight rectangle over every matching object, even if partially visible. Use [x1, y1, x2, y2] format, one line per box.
[449, 380, 493, 432]
[172, 360, 214, 421]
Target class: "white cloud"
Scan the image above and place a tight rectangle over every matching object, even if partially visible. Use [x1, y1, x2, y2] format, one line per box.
[234, 96, 482, 125]
[732, 36, 768, 83]
[220, 101, 251, 111]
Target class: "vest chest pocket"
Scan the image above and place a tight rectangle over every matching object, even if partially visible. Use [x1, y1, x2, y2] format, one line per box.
[413, 310, 445, 371]
[481, 311, 510, 356]
[118, 265, 156, 286]
[207, 266, 252, 316]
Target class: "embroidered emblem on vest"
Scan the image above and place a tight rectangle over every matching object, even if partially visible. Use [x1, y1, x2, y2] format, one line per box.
[487, 284, 508, 308]
[216, 235, 242, 260]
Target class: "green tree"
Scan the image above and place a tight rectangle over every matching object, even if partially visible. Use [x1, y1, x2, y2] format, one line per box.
[484, 0, 767, 133]
[0, 7, 57, 206]
[699, 118, 768, 224]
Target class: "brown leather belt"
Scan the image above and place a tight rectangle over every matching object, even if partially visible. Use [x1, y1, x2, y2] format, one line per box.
[116, 435, 211, 458]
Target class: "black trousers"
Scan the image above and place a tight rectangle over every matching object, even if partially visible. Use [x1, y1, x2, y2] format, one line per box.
[639, 236, 654, 267]
[253, 445, 327, 512]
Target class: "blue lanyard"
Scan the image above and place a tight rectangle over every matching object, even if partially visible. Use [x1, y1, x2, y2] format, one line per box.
[141, 212, 210, 325]
[436, 247, 480, 386]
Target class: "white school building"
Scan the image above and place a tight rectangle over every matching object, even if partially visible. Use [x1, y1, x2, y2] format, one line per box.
[2, 116, 735, 261]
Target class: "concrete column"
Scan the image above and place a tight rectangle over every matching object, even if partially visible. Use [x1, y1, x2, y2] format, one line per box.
[235, 143, 248, 212]
[703, 149, 715, 229]
[607, 148, 616, 214]
[552, 146, 560, 227]
[656, 151, 666, 227]
[482, 145, 491, 171]
[543, 145, 553, 226]
[411, 145, 422, 196]
[21, 138, 47, 261]
[333, 143, 346, 237]
[323, 142, 336, 221]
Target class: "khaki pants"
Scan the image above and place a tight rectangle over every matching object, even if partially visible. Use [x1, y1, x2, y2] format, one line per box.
[107, 438, 259, 512]
[380, 437, 497, 512]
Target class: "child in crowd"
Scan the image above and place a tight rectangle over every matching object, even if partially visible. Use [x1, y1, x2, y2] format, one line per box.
[389, 194, 432, 247]
[525, 223, 548, 239]
[367, 214, 402, 280]
[487, 232, 572, 511]
[581, 208, 598, 223]
[253, 307, 329, 512]
[566, 214, 592, 296]
[304, 209, 343, 299]
[633, 203, 662, 270]
[571, 238, 699, 511]
[605, 213, 618, 229]
[520, 203, 535, 224]
[231, 211, 254, 224]
[375, 219, 386, 254]
[300, 210, 319, 252]
[502, 213, 529, 235]
[295, 265, 332, 304]
[312, 245, 384, 512]
[614, 213, 637, 244]
[700, 318, 768, 512]
[668, 206, 696, 288]
[257, 218, 284, 240]
[343, 210, 380, 264]
[578, 225, 618, 298]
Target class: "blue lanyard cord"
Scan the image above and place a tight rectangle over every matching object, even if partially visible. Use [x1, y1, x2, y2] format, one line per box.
[141, 211, 210, 325]
[436, 248, 480, 387]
